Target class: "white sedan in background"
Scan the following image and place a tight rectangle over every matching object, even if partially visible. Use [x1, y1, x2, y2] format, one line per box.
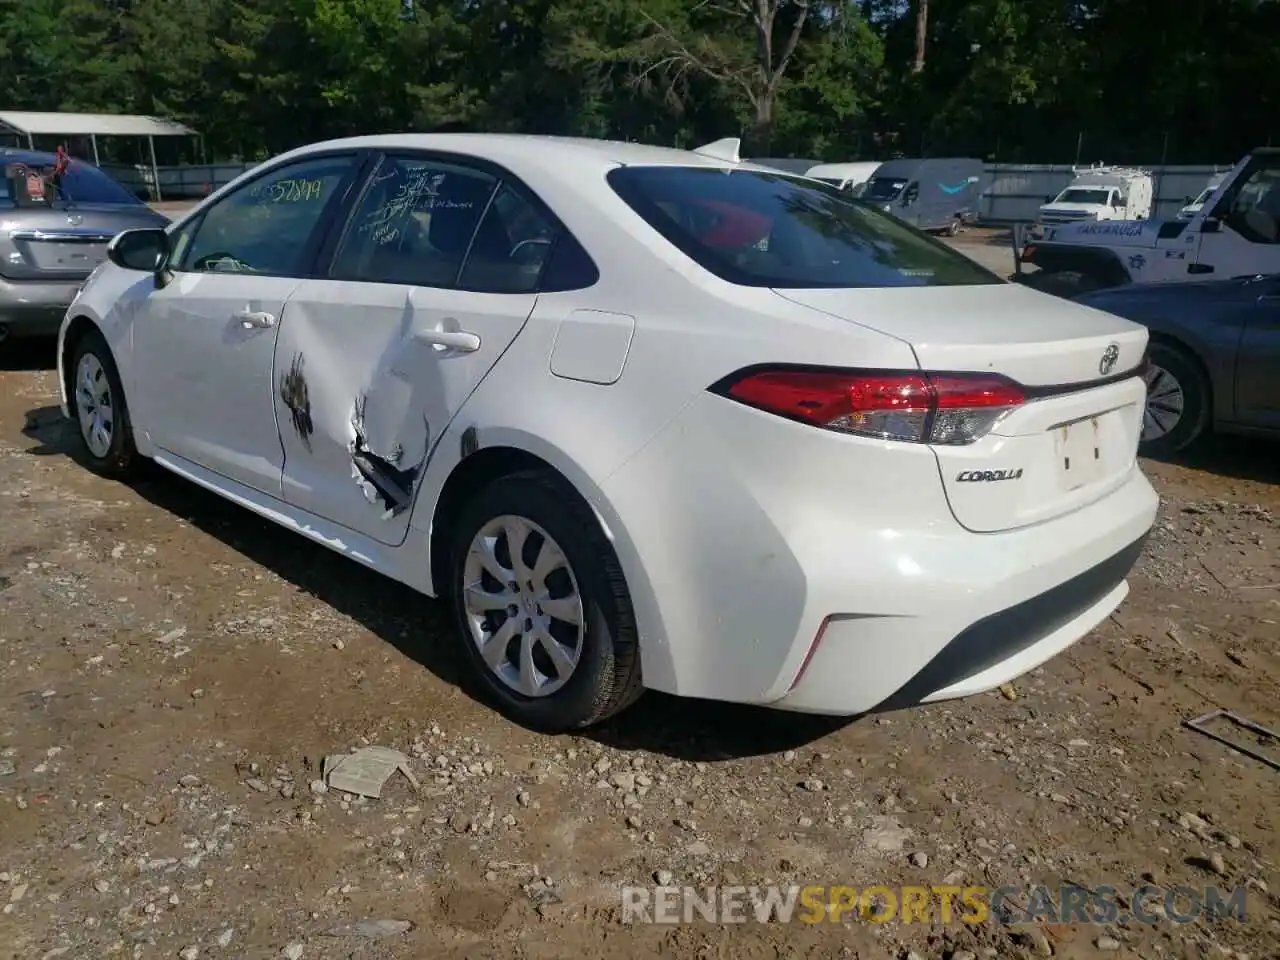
[58, 133, 1158, 731]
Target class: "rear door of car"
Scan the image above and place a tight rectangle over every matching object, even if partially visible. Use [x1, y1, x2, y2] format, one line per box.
[274, 151, 563, 546]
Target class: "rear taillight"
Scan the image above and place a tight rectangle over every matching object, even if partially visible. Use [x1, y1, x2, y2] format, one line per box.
[712, 367, 1025, 445]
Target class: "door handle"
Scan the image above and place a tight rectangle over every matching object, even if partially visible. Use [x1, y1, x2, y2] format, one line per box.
[234, 310, 276, 329]
[414, 328, 481, 353]
[1187, 263, 1214, 275]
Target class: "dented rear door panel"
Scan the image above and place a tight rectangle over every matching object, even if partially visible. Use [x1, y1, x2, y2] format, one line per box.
[274, 278, 536, 546]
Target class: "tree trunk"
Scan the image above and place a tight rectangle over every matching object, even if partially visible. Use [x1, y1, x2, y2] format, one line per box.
[752, 96, 775, 154]
[913, 0, 928, 73]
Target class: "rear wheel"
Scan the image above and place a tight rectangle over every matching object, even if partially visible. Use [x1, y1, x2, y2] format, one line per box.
[1139, 341, 1210, 457]
[447, 470, 643, 731]
[68, 329, 142, 480]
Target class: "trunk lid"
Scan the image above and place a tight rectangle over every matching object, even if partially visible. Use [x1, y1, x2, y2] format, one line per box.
[1, 205, 168, 282]
[773, 283, 1149, 532]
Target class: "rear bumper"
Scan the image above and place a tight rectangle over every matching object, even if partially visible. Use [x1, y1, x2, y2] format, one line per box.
[0, 277, 81, 338]
[600, 391, 1159, 715]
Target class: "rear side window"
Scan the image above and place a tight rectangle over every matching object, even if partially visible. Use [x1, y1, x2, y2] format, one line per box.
[607, 166, 1001, 289]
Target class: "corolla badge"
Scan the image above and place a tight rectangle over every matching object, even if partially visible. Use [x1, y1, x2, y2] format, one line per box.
[1099, 343, 1120, 376]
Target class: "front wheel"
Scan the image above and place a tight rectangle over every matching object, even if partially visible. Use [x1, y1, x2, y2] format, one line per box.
[68, 329, 142, 480]
[1139, 342, 1210, 457]
[447, 470, 643, 731]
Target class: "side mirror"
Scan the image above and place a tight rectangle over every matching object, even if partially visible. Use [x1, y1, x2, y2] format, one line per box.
[1201, 218, 1221, 234]
[1045, 195, 1055, 203]
[108, 228, 170, 272]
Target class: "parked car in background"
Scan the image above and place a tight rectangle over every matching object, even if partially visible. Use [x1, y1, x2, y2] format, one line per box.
[59, 133, 1155, 731]
[1178, 171, 1228, 220]
[1075, 273, 1280, 455]
[1038, 165, 1154, 227]
[860, 157, 983, 235]
[1, 149, 169, 341]
[1019, 148, 1280, 297]
[805, 161, 881, 195]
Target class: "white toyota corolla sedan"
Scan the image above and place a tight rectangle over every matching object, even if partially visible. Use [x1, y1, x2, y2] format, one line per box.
[57, 133, 1158, 731]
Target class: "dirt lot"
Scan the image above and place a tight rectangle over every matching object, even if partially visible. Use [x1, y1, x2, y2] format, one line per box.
[1, 337, 1278, 960]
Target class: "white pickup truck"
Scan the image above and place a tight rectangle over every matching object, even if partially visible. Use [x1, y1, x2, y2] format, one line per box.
[1018, 148, 1280, 297]
[1038, 166, 1154, 227]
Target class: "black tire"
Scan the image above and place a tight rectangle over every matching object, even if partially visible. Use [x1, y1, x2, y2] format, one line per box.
[67, 328, 142, 480]
[1139, 341, 1211, 458]
[446, 469, 643, 732]
[1017, 269, 1103, 299]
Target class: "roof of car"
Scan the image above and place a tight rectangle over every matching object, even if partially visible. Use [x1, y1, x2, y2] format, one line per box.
[285, 133, 784, 174]
[0, 148, 62, 166]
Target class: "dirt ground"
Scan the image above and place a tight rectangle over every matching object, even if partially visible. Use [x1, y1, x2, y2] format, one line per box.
[0, 337, 1278, 960]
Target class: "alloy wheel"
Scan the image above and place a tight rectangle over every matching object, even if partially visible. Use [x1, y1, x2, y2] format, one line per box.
[1142, 362, 1185, 442]
[461, 514, 585, 698]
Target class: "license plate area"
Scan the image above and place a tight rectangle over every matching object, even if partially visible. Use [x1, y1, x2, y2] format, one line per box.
[26, 241, 107, 272]
[1055, 416, 1107, 490]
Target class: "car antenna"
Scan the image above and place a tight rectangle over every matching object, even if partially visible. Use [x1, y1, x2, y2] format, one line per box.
[692, 137, 741, 164]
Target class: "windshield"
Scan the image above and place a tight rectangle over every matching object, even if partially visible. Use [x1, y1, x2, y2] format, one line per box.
[0, 159, 142, 207]
[1054, 188, 1111, 205]
[606, 166, 1001, 289]
[860, 176, 907, 202]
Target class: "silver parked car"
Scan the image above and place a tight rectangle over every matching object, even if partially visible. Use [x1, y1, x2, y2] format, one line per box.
[1, 149, 169, 341]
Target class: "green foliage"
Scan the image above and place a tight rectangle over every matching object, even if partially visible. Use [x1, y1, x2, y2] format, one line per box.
[0, 0, 1276, 162]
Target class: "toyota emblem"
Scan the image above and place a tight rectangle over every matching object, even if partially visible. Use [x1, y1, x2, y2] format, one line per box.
[66, 213, 83, 226]
[1099, 343, 1120, 376]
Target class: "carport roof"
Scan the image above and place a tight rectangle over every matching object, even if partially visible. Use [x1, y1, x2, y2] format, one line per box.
[0, 111, 196, 138]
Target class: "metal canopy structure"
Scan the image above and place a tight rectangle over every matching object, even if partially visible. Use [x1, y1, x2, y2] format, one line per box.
[0, 111, 198, 200]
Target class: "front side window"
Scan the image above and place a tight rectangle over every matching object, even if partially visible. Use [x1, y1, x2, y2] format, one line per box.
[607, 166, 1001, 289]
[1217, 158, 1280, 244]
[331, 155, 497, 287]
[178, 155, 356, 275]
[861, 177, 907, 202]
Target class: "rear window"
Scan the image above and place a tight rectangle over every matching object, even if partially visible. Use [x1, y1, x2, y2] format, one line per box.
[0, 159, 141, 208]
[607, 166, 1000, 289]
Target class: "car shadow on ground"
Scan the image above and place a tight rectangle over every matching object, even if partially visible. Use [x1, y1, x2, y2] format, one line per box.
[1147, 434, 1280, 487]
[0, 337, 57, 372]
[20, 403, 855, 760]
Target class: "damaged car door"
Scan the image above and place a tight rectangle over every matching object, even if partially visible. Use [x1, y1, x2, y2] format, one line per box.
[275, 153, 555, 545]
[133, 153, 362, 495]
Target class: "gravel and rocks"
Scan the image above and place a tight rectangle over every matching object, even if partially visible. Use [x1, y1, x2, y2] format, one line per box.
[0, 352, 1277, 958]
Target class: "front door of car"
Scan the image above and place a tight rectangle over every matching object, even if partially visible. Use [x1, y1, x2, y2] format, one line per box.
[1234, 276, 1280, 430]
[132, 152, 364, 495]
[1191, 152, 1280, 280]
[274, 152, 555, 546]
